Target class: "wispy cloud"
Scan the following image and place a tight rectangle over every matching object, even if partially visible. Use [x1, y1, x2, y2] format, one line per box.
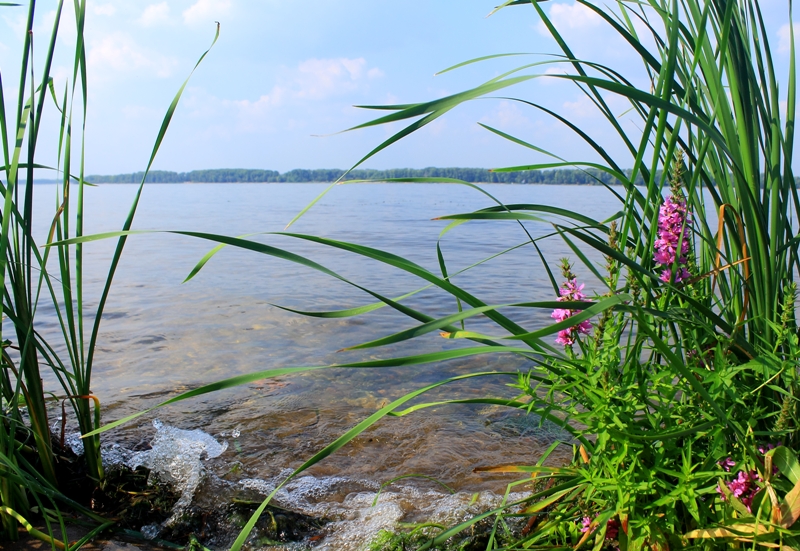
[537, 1, 602, 35]
[480, 100, 530, 129]
[180, 57, 383, 135]
[139, 3, 171, 27]
[291, 57, 382, 100]
[562, 95, 598, 119]
[183, 0, 232, 26]
[88, 32, 178, 79]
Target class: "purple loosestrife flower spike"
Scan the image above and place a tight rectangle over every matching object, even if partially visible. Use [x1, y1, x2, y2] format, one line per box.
[654, 195, 692, 283]
[551, 277, 591, 346]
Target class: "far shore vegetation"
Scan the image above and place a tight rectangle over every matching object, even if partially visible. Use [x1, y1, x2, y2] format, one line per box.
[33, 168, 799, 186]
[80, 167, 650, 185]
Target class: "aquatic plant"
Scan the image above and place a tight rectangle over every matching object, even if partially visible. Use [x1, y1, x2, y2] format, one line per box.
[0, 1, 217, 546]
[77, 0, 799, 548]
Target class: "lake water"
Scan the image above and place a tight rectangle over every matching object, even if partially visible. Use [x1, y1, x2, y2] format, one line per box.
[25, 182, 623, 544]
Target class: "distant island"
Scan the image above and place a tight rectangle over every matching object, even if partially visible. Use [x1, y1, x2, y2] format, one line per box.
[82, 167, 641, 185]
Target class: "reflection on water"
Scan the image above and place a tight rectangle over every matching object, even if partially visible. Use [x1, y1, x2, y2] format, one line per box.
[25, 183, 621, 495]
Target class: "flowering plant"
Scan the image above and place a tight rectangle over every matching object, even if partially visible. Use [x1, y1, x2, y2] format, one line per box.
[551, 259, 592, 347]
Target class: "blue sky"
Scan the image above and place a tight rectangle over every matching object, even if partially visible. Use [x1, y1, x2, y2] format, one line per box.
[0, 1, 797, 174]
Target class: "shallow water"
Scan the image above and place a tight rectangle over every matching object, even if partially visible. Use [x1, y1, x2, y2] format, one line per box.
[24, 182, 621, 539]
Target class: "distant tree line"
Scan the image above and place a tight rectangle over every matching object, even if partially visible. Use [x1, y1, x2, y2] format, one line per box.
[84, 167, 649, 185]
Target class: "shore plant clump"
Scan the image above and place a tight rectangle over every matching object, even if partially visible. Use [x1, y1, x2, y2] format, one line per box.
[70, 0, 799, 549]
[0, 2, 217, 547]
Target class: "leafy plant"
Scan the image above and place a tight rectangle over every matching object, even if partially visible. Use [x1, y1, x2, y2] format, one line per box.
[0, 1, 218, 545]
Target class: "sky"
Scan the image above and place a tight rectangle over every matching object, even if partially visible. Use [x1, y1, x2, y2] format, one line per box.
[0, 0, 797, 175]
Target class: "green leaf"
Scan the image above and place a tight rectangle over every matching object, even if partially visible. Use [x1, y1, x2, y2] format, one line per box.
[768, 447, 800, 485]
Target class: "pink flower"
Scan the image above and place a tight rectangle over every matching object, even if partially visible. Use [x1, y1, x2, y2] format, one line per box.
[660, 267, 690, 284]
[654, 195, 691, 283]
[717, 470, 761, 512]
[718, 444, 782, 509]
[551, 308, 573, 322]
[551, 277, 591, 346]
[758, 442, 780, 454]
[578, 516, 620, 540]
[718, 457, 736, 472]
[580, 516, 591, 533]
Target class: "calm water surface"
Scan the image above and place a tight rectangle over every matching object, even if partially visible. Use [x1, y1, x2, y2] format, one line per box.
[29, 183, 622, 492]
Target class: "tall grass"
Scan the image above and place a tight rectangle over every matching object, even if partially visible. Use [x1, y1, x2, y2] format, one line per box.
[78, 0, 799, 548]
[1, 2, 217, 545]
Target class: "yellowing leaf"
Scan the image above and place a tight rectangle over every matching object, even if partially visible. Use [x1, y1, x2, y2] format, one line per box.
[780, 477, 800, 528]
[685, 524, 773, 538]
[523, 488, 570, 514]
[474, 464, 573, 475]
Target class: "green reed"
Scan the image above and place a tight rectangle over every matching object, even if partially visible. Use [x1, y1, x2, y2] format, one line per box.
[77, 0, 799, 548]
[1, 1, 217, 545]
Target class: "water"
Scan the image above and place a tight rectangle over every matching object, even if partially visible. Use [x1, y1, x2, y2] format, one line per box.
[24, 182, 622, 544]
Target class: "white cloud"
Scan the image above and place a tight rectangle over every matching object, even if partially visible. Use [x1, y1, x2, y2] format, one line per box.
[41, 5, 77, 44]
[178, 56, 382, 134]
[229, 93, 281, 117]
[180, 88, 279, 134]
[562, 95, 598, 119]
[2, 14, 27, 39]
[183, 0, 231, 26]
[778, 22, 800, 54]
[93, 4, 116, 16]
[139, 3, 170, 27]
[293, 57, 381, 99]
[88, 33, 178, 78]
[480, 100, 530, 129]
[537, 2, 602, 35]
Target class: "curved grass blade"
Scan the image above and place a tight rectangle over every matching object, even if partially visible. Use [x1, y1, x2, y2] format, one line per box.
[388, 397, 586, 444]
[268, 287, 425, 319]
[435, 52, 535, 75]
[443, 295, 627, 343]
[342, 301, 547, 351]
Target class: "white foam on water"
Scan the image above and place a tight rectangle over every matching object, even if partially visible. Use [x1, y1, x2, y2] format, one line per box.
[139, 524, 160, 540]
[101, 442, 130, 469]
[64, 431, 86, 456]
[64, 423, 527, 547]
[239, 473, 529, 550]
[95, 419, 228, 534]
[126, 419, 227, 526]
